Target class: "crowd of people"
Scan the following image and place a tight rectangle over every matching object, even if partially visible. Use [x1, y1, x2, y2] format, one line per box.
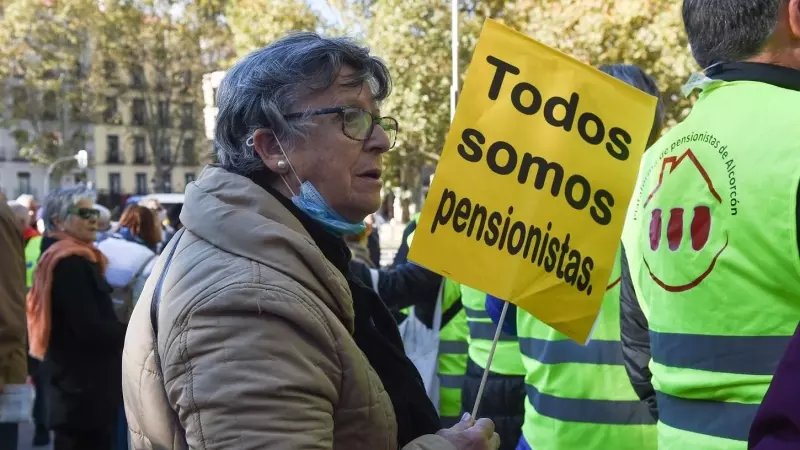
[0, 0, 798, 449]
[0, 192, 181, 449]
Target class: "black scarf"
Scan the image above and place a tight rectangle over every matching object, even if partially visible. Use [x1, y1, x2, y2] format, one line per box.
[248, 171, 441, 446]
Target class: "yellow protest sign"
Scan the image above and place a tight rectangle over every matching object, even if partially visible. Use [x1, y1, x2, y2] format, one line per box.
[408, 19, 657, 343]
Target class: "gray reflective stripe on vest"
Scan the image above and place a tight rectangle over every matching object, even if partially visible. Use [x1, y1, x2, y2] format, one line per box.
[526, 385, 655, 425]
[439, 340, 468, 354]
[439, 373, 463, 389]
[651, 331, 791, 375]
[656, 391, 758, 442]
[468, 322, 516, 341]
[464, 306, 489, 319]
[519, 338, 624, 365]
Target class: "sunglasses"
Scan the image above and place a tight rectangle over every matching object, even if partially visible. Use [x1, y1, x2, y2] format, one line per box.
[283, 106, 399, 149]
[68, 207, 100, 220]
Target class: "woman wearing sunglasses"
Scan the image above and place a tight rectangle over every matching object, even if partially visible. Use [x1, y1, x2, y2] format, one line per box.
[28, 186, 126, 450]
[122, 32, 498, 450]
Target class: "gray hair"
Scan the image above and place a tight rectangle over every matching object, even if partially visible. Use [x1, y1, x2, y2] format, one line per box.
[683, 0, 785, 69]
[94, 204, 111, 230]
[599, 64, 666, 147]
[214, 32, 392, 175]
[7, 201, 28, 226]
[16, 194, 35, 209]
[42, 186, 96, 232]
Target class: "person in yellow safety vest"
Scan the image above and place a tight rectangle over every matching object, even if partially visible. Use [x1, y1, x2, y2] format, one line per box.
[484, 63, 666, 450]
[352, 217, 469, 428]
[619, 1, 800, 448]
[459, 284, 526, 450]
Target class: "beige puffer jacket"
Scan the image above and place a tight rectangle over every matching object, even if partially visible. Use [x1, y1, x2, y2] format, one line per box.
[122, 166, 455, 450]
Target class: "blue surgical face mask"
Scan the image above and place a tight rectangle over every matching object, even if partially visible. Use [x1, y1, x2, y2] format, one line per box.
[272, 133, 367, 237]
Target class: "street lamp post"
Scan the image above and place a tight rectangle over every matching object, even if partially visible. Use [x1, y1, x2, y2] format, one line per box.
[43, 150, 88, 196]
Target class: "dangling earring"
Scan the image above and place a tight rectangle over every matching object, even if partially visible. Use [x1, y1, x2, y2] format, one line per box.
[276, 159, 289, 173]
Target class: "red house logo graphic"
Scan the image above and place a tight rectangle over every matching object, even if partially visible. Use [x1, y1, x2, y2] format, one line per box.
[642, 149, 728, 292]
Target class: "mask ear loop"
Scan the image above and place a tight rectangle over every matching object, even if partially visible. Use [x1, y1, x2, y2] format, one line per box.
[272, 131, 303, 197]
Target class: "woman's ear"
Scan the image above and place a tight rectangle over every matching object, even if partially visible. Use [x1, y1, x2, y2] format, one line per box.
[252, 128, 288, 173]
[790, 0, 800, 39]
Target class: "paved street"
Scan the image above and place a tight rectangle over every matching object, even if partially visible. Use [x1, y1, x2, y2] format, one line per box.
[17, 422, 50, 450]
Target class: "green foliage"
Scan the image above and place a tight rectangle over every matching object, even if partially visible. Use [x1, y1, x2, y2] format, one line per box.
[93, 0, 211, 192]
[321, 0, 696, 188]
[225, 0, 321, 59]
[0, 0, 98, 165]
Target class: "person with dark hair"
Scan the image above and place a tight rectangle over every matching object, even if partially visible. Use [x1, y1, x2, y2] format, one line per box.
[97, 204, 161, 450]
[618, 1, 800, 449]
[485, 63, 666, 450]
[122, 32, 499, 450]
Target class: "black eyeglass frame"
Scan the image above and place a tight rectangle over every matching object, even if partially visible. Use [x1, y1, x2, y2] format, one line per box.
[67, 207, 100, 220]
[283, 106, 399, 149]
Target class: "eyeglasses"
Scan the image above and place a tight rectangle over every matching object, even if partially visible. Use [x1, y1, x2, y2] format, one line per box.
[68, 207, 100, 220]
[283, 106, 398, 149]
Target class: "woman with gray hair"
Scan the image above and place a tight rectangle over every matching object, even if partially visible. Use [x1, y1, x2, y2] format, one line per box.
[123, 32, 498, 450]
[27, 186, 126, 450]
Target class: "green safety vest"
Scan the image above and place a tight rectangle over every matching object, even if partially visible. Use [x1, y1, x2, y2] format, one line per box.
[25, 235, 42, 289]
[460, 285, 525, 375]
[401, 224, 469, 426]
[517, 248, 656, 449]
[621, 79, 800, 450]
[437, 279, 468, 427]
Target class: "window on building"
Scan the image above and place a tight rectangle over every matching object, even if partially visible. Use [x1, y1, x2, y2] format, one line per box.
[184, 172, 196, 187]
[42, 90, 58, 120]
[12, 87, 27, 118]
[135, 173, 148, 195]
[158, 100, 170, 126]
[130, 64, 146, 88]
[159, 138, 171, 164]
[104, 60, 118, 82]
[17, 172, 31, 197]
[134, 136, 147, 164]
[163, 172, 173, 193]
[181, 103, 194, 128]
[211, 87, 218, 107]
[107, 135, 121, 163]
[109, 172, 121, 194]
[132, 99, 147, 126]
[104, 96, 118, 124]
[182, 138, 196, 165]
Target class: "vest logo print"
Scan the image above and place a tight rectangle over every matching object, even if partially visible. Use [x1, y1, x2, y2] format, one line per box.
[642, 149, 729, 292]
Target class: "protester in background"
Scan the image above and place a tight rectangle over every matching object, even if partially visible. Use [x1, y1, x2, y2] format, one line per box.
[9, 200, 51, 446]
[161, 203, 183, 246]
[94, 204, 112, 243]
[487, 63, 665, 450]
[0, 195, 28, 450]
[98, 204, 160, 321]
[619, 0, 800, 448]
[29, 186, 126, 450]
[366, 213, 382, 267]
[123, 32, 498, 450]
[97, 204, 160, 450]
[16, 194, 39, 229]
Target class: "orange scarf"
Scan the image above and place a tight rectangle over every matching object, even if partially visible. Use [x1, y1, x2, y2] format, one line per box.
[26, 231, 108, 360]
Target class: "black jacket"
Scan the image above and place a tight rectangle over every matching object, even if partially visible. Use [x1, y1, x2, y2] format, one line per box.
[41, 236, 126, 430]
[618, 62, 800, 422]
